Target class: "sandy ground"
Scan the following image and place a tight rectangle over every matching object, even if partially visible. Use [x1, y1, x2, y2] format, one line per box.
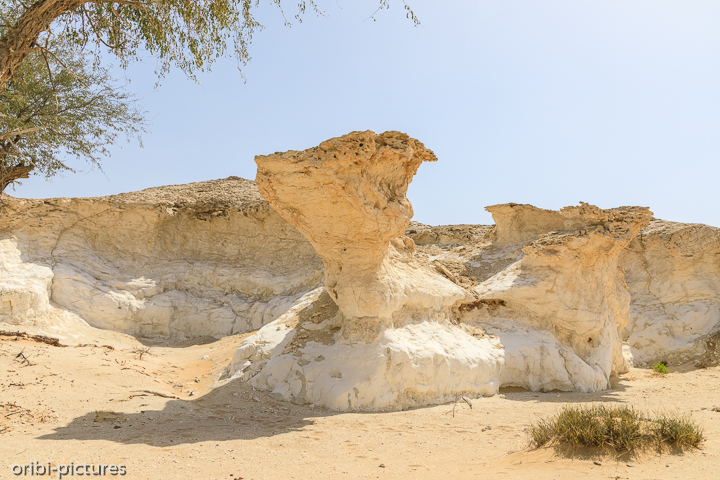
[1, 331, 719, 480]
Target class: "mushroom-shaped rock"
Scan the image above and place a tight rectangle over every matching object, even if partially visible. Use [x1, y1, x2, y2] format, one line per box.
[229, 132, 501, 410]
[255, 130, 472, 323]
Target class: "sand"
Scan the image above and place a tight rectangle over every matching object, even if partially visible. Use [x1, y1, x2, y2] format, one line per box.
[1, 332, 718, 480]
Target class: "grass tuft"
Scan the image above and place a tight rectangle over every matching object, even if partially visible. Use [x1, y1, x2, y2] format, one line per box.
[529, 404, 703, 453]
[653, 363, 669, 374]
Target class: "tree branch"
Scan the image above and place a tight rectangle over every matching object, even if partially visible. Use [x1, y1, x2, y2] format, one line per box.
[0, 126, 47, 140]
[38, 45, 89, 88]
[0, 0, 83, 91]
[0, 164, 34, 192]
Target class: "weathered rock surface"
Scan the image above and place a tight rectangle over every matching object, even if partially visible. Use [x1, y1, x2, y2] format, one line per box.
[2, 133, 718, 411]
[0, 234, 53, 321]
[228, 288, 502, 410]
[230, 132, 670, 409]
[0, 177, 323, 340]
[254, 131, 472, 323]
[465, 203, 652, 392]
[231, 131, 501, 409]
[620, 220, 720, 366]
[412, 214, 720, 371]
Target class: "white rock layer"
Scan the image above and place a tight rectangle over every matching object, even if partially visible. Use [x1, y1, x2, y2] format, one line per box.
[229, 288, 503, 410]
[620, 220, 720, 366]
[462, 203, 652, 392]
[410, 215, 720, 370]
[0, 177, 323, 340]
[0, 236, 53, 321]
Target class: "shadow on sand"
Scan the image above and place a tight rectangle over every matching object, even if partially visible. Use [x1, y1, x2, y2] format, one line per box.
[37, 379, 340, 447]
[38, 372, 639, 448]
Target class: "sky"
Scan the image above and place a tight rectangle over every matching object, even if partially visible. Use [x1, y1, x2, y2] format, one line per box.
[10, 0, 720, 227]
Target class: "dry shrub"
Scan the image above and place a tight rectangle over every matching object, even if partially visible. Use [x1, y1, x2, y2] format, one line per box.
[530, 404, 703, 453]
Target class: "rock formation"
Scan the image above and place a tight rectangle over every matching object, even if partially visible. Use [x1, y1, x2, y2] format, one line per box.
[620, 220, 720, 366]
[230, 131, 503, 409]
[465, 203, 652, 392]
[0, 233, 53, 321]
[254, 130, 470, 324]
[229, 132, 659, 409]
[0, 177, 322, 340]
[2, 132, 718, 412]
[410, 215, 720, 371]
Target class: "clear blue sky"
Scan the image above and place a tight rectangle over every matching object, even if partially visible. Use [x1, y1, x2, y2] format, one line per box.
[11, 1, 720, 227]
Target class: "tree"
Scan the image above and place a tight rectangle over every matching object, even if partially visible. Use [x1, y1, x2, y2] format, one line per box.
[0, 0, 418, 92]
[0, 0, 416, 191]
[0, 34, 145, 192]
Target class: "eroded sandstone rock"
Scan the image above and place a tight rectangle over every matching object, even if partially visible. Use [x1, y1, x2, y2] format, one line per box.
[465, 203, 653, 392]
[416, 213, 720, 372]
[485, 203, 566, 245]
[229, 132, 501, 410]
[620, 220, 720, 366]
[255, 130, 471, 323]
[0, 235, 53, 322]
[0, 177, 323, 340]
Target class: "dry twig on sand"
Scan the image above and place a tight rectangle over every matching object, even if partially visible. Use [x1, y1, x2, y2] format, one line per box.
[128, 390, 180, 400]
[4, 409, 29, 417]
[76, 343, 115, 351]
[132, 346, 152, 360]
[13, 348, 34, 366]
[447, 395, 473, 418]
[0, 331, 63, 346]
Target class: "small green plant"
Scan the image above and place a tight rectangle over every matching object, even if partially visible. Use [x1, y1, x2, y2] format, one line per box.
[653, 362, 669, 374]
[529, 404, 703, 453]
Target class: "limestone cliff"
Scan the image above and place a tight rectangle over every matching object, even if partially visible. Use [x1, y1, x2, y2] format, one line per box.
[0, 177, 323, 340]
[466, 203, 652, 392]
[410, 214, 720, 370]
[620, 220, 720, 366]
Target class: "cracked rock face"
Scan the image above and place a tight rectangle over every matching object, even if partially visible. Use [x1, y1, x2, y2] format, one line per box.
[462, 203, 653, 392]
[0, 177, 323, 340]
[620, 220, 720, 366]
[255, 130, 469, 322]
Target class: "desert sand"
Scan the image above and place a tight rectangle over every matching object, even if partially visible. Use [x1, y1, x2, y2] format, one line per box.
[1, 332, 719, 480]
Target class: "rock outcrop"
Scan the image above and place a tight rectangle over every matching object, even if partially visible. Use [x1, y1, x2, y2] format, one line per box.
[0, 177, 323, 340]
[230, 131, 503, 410]
[254, 131, 470, 324]
[485, 203, 567, 245]
[0, 234, 53, 321]
[413, 215, 720, 371]
[466, 203, 652, 392]
[3, 133, 718, 411]
[229, 132, 659, 409]
[620, 220, 720, 366]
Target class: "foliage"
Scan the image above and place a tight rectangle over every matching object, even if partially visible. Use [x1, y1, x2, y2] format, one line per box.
[653, 363, 669, 374]
[0, 34, 146, 191]
[1, 1, 419, 89]
[0, 0, 417, 191]
[529, 404, 703, 453]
